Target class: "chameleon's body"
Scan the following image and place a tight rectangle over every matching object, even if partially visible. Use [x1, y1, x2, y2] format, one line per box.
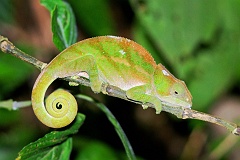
[32, 36, 192, 128]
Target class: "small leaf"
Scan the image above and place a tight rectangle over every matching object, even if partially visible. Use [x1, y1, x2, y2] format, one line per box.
[41, 0, 77, 51]
[16, 113, 85, 160]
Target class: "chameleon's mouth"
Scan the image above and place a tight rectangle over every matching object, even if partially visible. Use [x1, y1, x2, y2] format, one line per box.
[161, 99, 192, 109]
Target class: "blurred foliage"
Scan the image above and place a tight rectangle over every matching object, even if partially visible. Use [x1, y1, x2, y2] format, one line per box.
[0, 0, 240, 159]
[131, 0, 240, 111]
[0, 0, 14, 24]
[0, 46, 34, 99]
[68, 0, 116, 36]
[75, 141, 119, 160]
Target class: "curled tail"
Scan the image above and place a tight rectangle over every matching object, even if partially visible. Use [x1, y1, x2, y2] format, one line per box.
[31, 71, 78, 128]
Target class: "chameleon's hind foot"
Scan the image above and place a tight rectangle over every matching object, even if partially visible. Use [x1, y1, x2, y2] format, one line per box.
[69, 76, 80, 86]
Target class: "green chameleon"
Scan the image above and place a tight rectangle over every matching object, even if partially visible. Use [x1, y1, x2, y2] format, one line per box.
[31, 36, 192, 128]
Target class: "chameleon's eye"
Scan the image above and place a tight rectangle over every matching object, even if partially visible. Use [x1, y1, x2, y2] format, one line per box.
[170, 83, 186, 98]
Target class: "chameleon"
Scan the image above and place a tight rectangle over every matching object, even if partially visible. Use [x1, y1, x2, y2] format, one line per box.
[31, 36, 192, 128]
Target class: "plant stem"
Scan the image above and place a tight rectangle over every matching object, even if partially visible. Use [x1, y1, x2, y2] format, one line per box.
[76, 94, 136, 160]
[0, 35, 239, 136]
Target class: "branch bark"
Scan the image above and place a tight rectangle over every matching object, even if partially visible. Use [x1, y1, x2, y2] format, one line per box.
[1, 35, 239, 135]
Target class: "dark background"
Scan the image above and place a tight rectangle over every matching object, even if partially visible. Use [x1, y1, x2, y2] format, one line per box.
[0, 0, 240, 159]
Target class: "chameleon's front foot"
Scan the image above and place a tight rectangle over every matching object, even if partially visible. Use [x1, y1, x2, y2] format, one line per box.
[145, 99, 162, 114]
[126, 85, 163, 114]
[141, 103, 162, 114]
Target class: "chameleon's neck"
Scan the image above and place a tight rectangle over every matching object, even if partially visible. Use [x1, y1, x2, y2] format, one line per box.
[153, 64, 173, 96]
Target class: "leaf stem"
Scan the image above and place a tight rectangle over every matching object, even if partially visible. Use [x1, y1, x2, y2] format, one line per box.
[76, 94, 136, 160]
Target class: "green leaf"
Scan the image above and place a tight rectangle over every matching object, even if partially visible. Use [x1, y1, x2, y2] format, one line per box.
[16, 114, 85, 160]
[41, 0, 77, 51]
[17, 138, 72, 160]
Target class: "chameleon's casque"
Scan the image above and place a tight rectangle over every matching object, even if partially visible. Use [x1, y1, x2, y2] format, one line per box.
[32, 36, 192, 128]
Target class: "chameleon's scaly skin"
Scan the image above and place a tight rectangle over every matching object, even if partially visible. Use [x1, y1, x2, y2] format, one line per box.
[32, 36, 192, 128]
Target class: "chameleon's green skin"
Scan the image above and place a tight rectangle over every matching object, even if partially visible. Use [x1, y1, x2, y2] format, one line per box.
[32, 36, 192, 128]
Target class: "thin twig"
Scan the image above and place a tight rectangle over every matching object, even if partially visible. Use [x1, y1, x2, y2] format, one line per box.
[0, 35, 47, 70]
[182, 109, 239, 135]
[0, 35, 239, 136]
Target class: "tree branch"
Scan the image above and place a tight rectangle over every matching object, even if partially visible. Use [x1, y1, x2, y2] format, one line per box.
[1, 35, 239, 135]
[0, 35, 47, 70]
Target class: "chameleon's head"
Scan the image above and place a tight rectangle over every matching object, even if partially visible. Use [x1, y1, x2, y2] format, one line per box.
[154, 64, 192, 108]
